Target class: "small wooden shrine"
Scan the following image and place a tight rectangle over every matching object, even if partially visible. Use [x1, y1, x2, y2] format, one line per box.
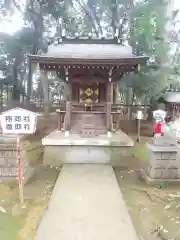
[28, 36, 148, 138]
[160, 90, 180, 119]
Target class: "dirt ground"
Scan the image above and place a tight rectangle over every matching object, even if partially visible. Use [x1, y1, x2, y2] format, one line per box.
[115, 169, 180, 240]
[119, 120, 153, 137]
[0, 166, 59, 240]
[115, 139, 180, 240]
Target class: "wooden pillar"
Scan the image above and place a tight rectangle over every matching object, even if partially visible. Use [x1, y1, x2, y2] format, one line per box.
[64, 82, 71, 130]
[65, 101, 71, 131]
[113, 84, 116, 104]
[110, 83, 113, 104]
[106, 68, 114, 132]
[0, 83, 3, 108]
[64, 67, 72, 132]
[113, 83, 120, 130]
[27, 59, 32, 100]
[113, 83, 119, 104]
[106, 80, 113, 131]
[57, 111, 65, 131]
[40, 70, 49, 115]
[65, 82, 72, 101]
[58, 112, 61, 131]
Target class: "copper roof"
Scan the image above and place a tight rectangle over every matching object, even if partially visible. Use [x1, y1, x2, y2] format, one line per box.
[28, 38, 148, 65]
[42, 43, 134, 59]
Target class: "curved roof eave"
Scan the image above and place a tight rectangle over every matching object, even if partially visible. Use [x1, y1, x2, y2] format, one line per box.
[27, 43, 149, 65]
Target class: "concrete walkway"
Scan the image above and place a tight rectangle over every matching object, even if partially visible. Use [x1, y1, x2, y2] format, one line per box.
[36, 164, 138, 240]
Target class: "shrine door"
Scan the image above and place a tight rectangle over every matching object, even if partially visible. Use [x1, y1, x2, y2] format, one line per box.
[79, 83, 99, 103]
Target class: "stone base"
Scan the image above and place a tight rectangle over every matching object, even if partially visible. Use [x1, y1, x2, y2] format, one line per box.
[141, 142, 180, 184]
[0, 134, 36, 184]
[141, 168, 180, 185]
[0, 167, 35, 184]
[42, 130, 134, 167]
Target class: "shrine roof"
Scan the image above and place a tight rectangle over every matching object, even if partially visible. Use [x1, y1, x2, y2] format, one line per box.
[164, 91, 180, 103]
[28, 37, 148, 65]
[43, 43, 133, 59]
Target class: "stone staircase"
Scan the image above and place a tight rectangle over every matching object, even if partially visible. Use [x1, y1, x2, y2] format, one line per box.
[71, 113, 106, 137]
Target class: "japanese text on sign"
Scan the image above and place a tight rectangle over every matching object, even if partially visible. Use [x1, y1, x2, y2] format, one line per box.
[5, 115, 30, 131]
[0, 108, 37, 134]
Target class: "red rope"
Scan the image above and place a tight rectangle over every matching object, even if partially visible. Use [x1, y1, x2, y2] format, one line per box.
[17, 138, 22, 185]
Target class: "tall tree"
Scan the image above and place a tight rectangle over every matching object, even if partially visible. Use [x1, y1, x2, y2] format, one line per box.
[0, 0, 175, 105]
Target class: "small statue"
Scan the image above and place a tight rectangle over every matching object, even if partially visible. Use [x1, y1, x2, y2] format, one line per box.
[153, 120, 163, 136]
[152, 108, 175, 146]
[153, 109, 166, 137]
[153, 116, 176, 146]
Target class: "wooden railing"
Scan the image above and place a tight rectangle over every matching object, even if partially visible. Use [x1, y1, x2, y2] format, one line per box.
[56, 103, 126, 132]
[71, 103, 106, 113]
[2, 100, 147, 132]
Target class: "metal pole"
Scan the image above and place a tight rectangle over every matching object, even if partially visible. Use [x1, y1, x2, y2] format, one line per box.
[17, 136, 25, 207]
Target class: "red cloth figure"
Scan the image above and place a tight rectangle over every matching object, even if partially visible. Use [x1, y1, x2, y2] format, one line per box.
[154, 123, 163, 135]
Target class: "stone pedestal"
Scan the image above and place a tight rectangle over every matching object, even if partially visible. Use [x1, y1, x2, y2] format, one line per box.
[0, 134, 34, 184]
[141, 140, 180, 184]
[41, 130, 134, 166]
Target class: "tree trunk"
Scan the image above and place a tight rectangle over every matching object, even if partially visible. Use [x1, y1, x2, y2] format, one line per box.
[126, 87, 134, 120]
[40, 71, 49, 115]
[12, 64, 20, 101]
[147, 98, 157, 121]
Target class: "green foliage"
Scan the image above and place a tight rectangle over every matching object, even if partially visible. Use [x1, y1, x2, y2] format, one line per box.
[0, 0, 176, 102]
[121, 0, 171, 102]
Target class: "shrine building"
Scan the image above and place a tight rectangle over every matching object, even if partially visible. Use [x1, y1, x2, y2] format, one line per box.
[158, 90, 180, 119]
[28, 36, 148, 165]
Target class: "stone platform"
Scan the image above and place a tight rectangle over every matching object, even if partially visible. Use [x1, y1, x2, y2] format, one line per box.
[36, 164, 138, 240]
[42, 130, 134, 166]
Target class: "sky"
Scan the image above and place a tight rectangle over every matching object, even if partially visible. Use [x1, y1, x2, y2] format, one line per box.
[0, 0, 26, 35]
[0, 13, 23, 34]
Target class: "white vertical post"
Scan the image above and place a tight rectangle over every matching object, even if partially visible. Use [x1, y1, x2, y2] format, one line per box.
[136, 110, 143, 143]
[137, 119, 141, 143]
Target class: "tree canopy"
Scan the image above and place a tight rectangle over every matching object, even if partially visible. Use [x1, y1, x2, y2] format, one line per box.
[0, 0, 178, 103]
